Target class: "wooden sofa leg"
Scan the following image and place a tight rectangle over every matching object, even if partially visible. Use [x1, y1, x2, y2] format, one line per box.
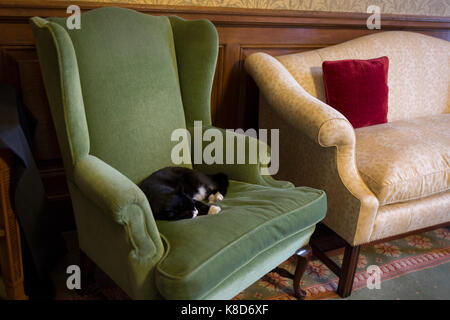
[293, 245, 312, 299]
[337, 244, 360, 298]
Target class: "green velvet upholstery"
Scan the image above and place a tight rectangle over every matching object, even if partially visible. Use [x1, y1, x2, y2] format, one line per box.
[156, 181, 325, 299]
[30, 7, 326, 300]
[188, 124, 294, 187]
[40, 9, 190, 183]
[169, 16, 218, 125]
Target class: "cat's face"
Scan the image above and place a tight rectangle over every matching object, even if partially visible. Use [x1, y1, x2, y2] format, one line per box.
[160, 193, 198, 220]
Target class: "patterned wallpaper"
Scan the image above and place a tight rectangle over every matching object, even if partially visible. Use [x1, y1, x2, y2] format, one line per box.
[42, 0, 450, 16]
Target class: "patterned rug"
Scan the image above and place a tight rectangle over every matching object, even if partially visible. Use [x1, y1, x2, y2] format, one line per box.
[64, 227, 450, 300]
[235, 227, 450, 300]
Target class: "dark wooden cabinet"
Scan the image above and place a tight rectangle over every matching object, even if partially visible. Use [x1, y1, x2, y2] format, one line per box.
[0, 149, 27, 300]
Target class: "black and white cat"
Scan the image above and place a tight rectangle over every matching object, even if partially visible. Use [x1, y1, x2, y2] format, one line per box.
[138, 167, 229, 221]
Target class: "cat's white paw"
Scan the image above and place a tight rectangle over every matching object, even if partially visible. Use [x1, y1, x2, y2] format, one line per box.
[208, 192, 224, 203]
[208, 205, 221, 215]
[215, 192, 224, 201]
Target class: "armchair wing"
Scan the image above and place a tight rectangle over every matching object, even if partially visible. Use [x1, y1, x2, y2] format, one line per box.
[188, 124, 293, 188]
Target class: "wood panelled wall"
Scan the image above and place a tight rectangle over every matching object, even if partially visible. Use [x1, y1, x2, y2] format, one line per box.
[0, 0, 449, 225]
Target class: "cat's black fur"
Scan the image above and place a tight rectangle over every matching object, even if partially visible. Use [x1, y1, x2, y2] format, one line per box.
[138, 167, 229, 221]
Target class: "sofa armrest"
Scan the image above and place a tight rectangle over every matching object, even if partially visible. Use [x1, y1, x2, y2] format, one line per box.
[245, 52, 379, 245]
[73, 155, 163, 257]
[245, 52, 355, 148]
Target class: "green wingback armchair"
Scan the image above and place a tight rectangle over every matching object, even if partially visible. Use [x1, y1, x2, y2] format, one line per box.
[30, 7, 326, 300]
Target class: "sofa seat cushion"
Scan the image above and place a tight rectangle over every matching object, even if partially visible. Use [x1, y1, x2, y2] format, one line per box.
[155, 181, 326, 299]
[356, 114, 450, 206]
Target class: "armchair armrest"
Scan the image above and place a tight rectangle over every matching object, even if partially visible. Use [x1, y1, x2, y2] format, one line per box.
[73, 155, 163, 257]
[245, 52, 379, 245]
[187, 124, 293, 188]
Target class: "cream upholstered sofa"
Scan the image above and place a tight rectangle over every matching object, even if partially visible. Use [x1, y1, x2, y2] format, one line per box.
[245, 31, 450, 297]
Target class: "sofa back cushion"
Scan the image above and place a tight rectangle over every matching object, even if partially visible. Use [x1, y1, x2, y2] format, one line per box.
[49, 7, 191, 183]
[276, 31, 450, 122]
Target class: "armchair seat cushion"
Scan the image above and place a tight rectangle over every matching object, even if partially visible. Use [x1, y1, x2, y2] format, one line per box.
[155, 181, 326, 299]
[356, 114, 450, 206]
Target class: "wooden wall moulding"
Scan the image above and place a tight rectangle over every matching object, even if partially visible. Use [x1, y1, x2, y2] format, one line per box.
[0, 0, 449, 222]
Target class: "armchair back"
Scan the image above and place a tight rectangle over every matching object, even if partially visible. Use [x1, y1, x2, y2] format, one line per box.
[31, 7, 218, 184]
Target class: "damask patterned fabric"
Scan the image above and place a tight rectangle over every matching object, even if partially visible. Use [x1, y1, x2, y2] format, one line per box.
[257, 97, 378, 246]
[246, 31, 450, 246]
[356, 114, 450, 206]
[370, 191, 450, 241]
[276, 31, 450, 122]
[49, 0, 450, 17]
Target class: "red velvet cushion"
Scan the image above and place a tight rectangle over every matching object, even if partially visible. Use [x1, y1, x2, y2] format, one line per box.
[322, 56, 389, 129]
